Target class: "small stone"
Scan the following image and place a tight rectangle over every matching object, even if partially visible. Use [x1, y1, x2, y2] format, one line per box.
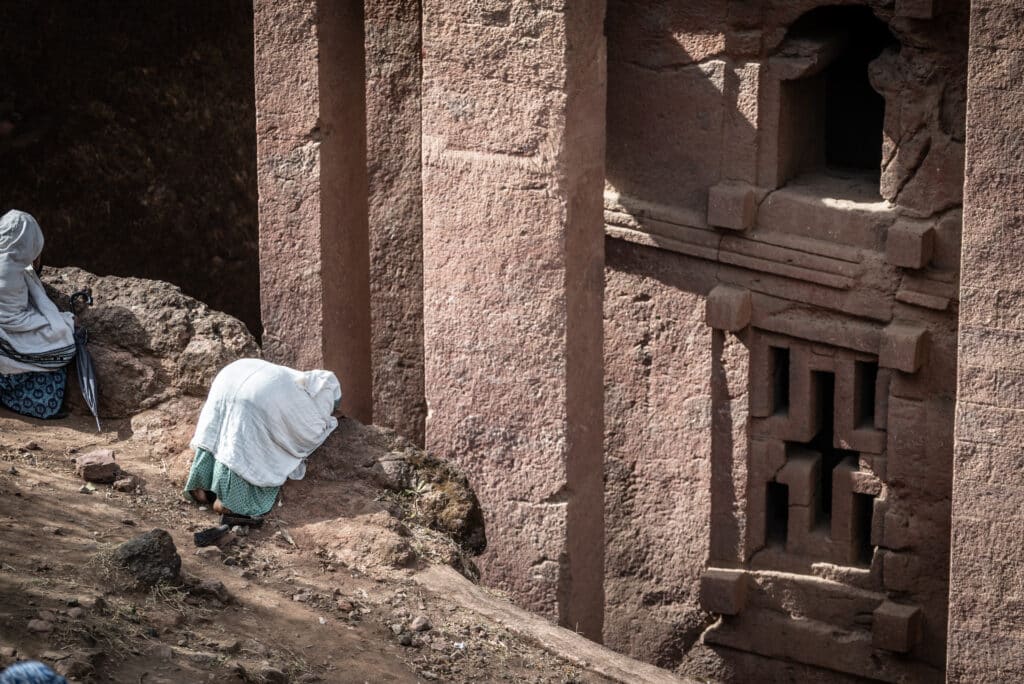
[55, 655, 94, 679]
[67, 607, 85, 619]
[195, 546, 223, 559]
[336, 598, 354, 612]
[217, 639, 241, 655]
[37, 610, 57, 621]
[318, 616, 326, 625]
[44, 526, 64, 536]
[153, 643, 174, 661]
[231, 525, 248, 537]
[112, 476, 137, 492]
[7, 466, 17, 476]
[78, 484, 94, 494]
[121, 519, 136, 526]
[27, 619, 53, 633]
[110, 529, 181, 588]
[398, 633, 413, 647]
[410, 616, 432, 632]
[22, 441, 39, 451]
[259, 666, 289, 684]
[192, 579, 230, 604]
[0, 646, 16, 658]
[74, 449, 120, 484]
[198, 506, 208, 512]
[390, 623, 403, 636]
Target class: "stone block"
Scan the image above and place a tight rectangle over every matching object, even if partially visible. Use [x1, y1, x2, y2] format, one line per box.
[700, 568, 748, 615]
[885, 220, 935, 269]
[786, 505, 817, 555]
[879, 322, 928, 373]
[706, 285, 752, 332]
[895, 0, 933, 19]
[882, 551, 920, 592]
[775, 448, 820, 507]
[708, 182, 757, 231]
[872, 601, 922, 653]
[74, 449, 120, 484]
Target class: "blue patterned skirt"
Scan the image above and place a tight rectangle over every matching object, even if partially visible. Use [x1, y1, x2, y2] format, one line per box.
[0, 369, 67, 419]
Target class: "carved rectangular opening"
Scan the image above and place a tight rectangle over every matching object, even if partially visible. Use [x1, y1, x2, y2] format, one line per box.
[808, 372, 857, 529]
[855, 361, 879, 429]
[852, 493, 875, 565]
[772, 6, 898, 195]
[766, 482, 789, 548]
[824, 45, 886, 175]
[771, 346, 791, 416]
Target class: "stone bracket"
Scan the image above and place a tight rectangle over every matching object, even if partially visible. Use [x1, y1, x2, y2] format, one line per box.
[886, 219, 936, 270]
[708, 182, 758, 231]
[878, 322, 929, 374]
[706, 284, 752, 332]
[700, 568, 748, 615]
[872, 601, 922, 653]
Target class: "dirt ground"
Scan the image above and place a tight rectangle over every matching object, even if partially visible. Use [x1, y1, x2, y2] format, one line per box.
[0, 411, 610, 683]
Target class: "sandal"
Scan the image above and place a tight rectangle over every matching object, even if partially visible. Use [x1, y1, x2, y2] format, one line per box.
[193, 524, 229, 547]
[220, 513, 264, 528]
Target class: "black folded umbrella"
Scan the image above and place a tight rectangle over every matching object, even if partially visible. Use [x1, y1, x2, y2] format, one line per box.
[70, 290, 101, 432]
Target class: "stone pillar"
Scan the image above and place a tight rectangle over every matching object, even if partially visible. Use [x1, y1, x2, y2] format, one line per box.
[421, 3, 607, 639]
[254, 0, 372, 423]
[947, 2, 1024, 680]
[365, 0, 426, 445]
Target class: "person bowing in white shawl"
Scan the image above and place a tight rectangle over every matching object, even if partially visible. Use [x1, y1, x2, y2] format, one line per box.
[184, 358, 342, 518]
[0, 210, 76, 419]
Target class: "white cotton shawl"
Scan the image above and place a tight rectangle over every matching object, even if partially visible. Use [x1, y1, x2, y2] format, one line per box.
[190, 358, 342, 488]
[0, 210, 76, 374]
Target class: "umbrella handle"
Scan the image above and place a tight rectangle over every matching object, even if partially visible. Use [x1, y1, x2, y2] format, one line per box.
[70, 289, 93, 316]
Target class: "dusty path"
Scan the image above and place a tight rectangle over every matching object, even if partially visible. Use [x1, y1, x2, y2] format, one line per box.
[0, 411, 610, 683]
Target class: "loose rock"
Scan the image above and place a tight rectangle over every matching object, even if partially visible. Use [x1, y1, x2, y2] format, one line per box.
[192, 579, 230, 603]
[410, 615, 432, 632]
[259, 665, 289, 684]
[27, 619, 53, 633]
[74, 449, 121, 483]
[109, 528, 181, 588]
[112, 476, 137, 492]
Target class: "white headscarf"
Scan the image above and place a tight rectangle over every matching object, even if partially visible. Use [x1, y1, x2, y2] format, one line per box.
[0, 210, 75, 374]
[191, 359, 342, 487]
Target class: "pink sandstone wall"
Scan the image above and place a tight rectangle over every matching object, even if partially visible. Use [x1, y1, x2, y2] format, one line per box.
[421, 2, 607, 640]
[365, 0, 426, 445]
[947, 1, 1024, 680]
[603, 0, 966, 679]
[254, 0, 372, 422]
[603, 241, 732, 665]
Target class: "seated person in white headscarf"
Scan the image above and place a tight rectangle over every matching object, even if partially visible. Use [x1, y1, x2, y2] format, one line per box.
[0, 210, 75, 419]
[184, 358, 342, 519]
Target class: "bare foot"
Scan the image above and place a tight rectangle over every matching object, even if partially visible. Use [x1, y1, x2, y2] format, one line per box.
[212, 499, 233, 515]
[190, 489, 208, 504]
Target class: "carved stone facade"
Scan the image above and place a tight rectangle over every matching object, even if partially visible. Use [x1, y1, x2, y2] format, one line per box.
[253, 0, 1023, 681]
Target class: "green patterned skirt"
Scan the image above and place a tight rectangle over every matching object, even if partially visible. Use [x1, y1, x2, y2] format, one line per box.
[183, 448, 279, 517]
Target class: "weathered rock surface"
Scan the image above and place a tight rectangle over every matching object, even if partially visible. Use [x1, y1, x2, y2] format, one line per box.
[109, 529, 182, 589]
[43, 267, 259, 419]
